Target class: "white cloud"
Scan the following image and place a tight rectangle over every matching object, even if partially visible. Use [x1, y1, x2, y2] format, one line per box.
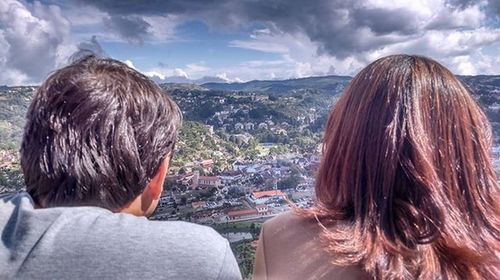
[227, 30, 367, 80]
[142, 15, 179, 42]
[227, 1, 500, 79]
[144, 71, 167, 80]
[173, 68, 189, 78]
[363, 0, 436, 13]
[1, 0, 497, 85]
[451, 56, 478, 75]
[123, 59, 136, 69]
[57, 3, 180, 44]
[229, 39, 289, 54]
[0, 0, 72, 85]
[427, 4, 485, 29]
[141, 62, 213, 82]
[60, 3, 107, 27]
[216, 73, 234, 82]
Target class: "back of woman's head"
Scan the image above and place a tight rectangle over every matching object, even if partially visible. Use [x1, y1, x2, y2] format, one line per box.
[313, 54, 499, 279]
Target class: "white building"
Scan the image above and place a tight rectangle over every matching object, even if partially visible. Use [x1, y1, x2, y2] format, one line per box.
[235, 123, 244, 130]
[249, 190, 287, 205]
[198, 176, 221, 188]
[244, 122, 255, 130]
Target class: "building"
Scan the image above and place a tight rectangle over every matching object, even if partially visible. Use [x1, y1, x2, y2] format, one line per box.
[199, 159, 214, 170]
[244, 122, 254, 130]
[190, 171, 200, 188]
[275, 128, 287, 135]
[227, 204, 271, 220]
[191, 201, 207, 209]
[157, 195, 175, 210]
[198, 176, 221, 188]
[204, 125, 214, 135]
[227, 208, 258, 220]
[235, 123, 244, 130]
[233, 162, 250, 172]
[249, 190, 287, 205]
[255, 204, 270, 215]
[220, 174, 243, 186]
[258, 122, 268, 130]
[176, 172, 195, 187]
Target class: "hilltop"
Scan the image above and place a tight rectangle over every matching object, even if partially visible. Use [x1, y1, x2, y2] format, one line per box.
[163, 73, 500, 101]
[200, 75, 351, 95]
[164, 74, 500, 140]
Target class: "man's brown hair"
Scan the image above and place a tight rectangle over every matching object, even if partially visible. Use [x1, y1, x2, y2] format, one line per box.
[310, 54, 499, 279]
[21, 55, 182, 210]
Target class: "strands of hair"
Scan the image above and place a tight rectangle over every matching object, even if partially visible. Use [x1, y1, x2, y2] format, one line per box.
[308, 55, 499, 279]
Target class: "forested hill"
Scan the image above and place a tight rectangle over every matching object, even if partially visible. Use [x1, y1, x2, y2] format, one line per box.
[458, 75, 500, 95]
[0, 76, 499, 192]
[201, 75, 351, 95]
[194, 74, 500, 142]
[200, 74, 500, 95]
[0, 75, 499, 152]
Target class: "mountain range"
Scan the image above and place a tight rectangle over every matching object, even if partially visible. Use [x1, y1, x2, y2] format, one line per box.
[157, 74, 500, 96]
[200, 75, 352, 94]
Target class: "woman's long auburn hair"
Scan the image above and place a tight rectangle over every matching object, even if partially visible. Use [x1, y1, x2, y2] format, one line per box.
[310, 55, 499, 279]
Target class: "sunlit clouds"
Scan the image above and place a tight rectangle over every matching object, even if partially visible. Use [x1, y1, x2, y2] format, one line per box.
[0, 0, 498, 85]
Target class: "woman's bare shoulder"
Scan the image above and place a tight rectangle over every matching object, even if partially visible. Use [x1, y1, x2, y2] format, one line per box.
[258, 211, 369, 280]
[265, 210, 317, 226]
[262, 210, 321, 241]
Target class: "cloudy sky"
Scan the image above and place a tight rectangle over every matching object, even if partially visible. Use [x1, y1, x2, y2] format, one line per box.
[0, 0, 499, 85]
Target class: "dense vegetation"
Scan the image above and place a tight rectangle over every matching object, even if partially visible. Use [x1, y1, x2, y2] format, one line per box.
[0, 87, 33, 150]
[1, 75, 499, 192]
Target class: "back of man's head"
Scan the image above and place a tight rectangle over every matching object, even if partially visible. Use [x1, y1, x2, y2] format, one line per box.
[20, 55, 181, 210]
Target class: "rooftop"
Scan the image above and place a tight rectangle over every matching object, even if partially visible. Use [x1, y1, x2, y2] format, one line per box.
[252, 190, 286, 199]
[227, 209, 258, 217]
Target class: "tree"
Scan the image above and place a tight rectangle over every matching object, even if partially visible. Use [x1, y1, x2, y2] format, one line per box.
[227, 186, 244, 198]
[193, 166, 206, 176]
[180, 196, 187, 205]
[268, 95, 278, 101]
[163, 178, 176, 191]
[212, 162, 224, 174]
[250, 223, 260, 237]
[277, 175, 301, 190]
[290, 164, 301, 176]
[209, 187, 218, 195]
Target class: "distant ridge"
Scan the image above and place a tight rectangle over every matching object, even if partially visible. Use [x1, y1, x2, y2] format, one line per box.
[200, 75, 352, 94]
[195, 74, 500, 95]
[160, 83, 208, 91]
[457, 75, 500, 93]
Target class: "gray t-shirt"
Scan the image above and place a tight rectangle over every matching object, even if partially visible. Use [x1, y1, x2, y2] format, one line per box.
[0, 192, 241, 279]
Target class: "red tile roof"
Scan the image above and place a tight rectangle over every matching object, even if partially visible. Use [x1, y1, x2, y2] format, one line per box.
[227, 209, 258, 217]
[252, 190, 286, 199]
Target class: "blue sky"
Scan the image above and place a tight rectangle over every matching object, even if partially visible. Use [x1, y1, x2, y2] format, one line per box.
[1, 0, 499, 85]
[104, 21, 280, 70]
